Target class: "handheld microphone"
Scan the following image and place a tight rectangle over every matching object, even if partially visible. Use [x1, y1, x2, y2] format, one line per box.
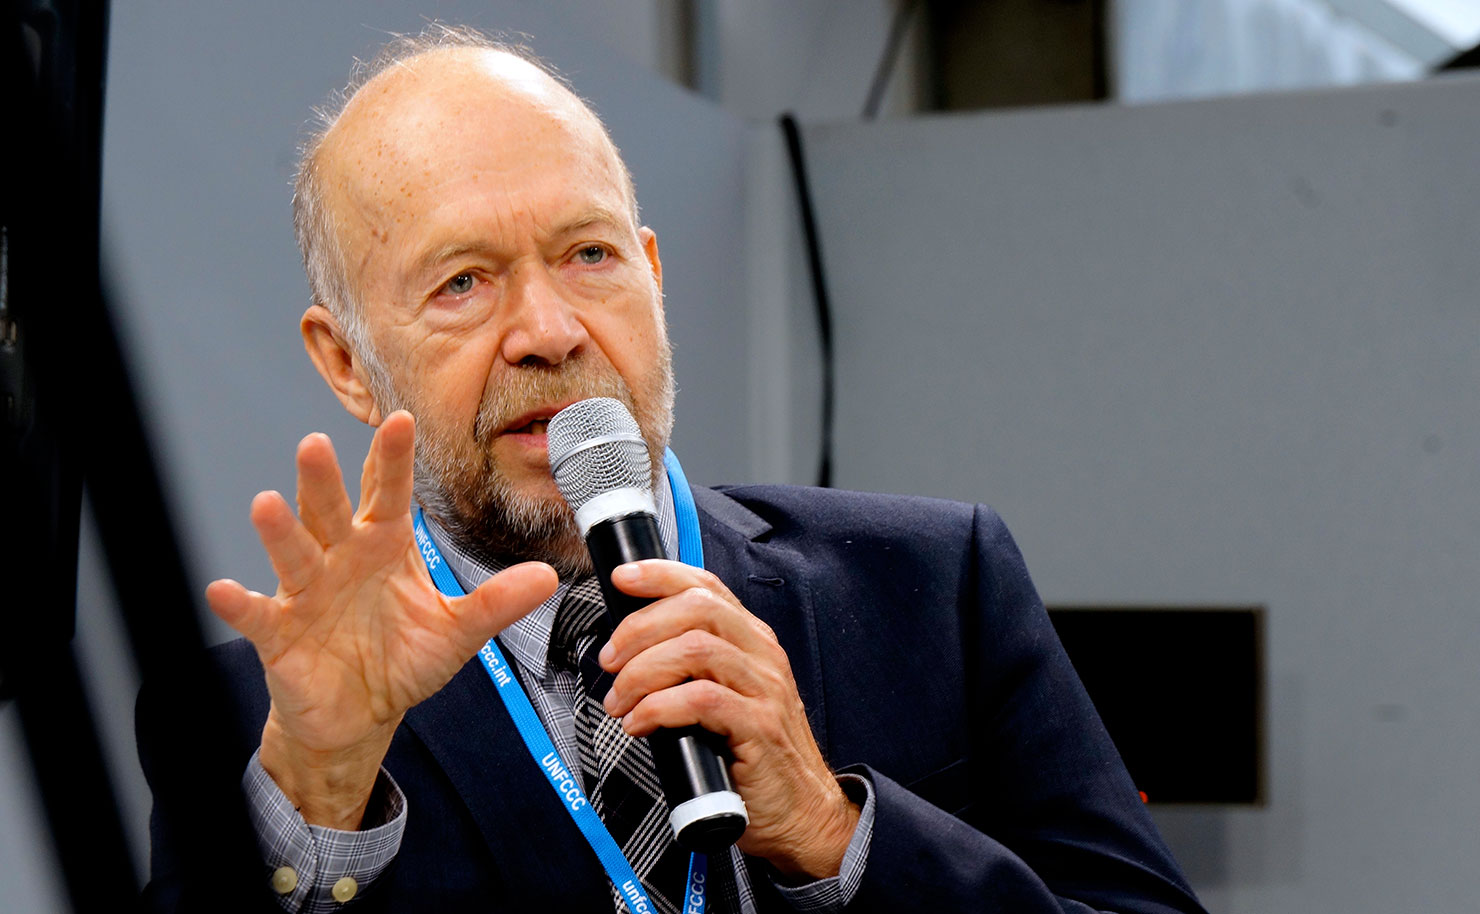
[547, 397, 748, 853]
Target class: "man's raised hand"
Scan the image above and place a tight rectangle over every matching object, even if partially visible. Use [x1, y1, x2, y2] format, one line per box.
[205, 411, 558, 829]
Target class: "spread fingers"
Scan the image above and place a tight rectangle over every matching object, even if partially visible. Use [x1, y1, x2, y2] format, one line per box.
[295, 433, 353, 546]
[359, 410, 416, 523]
[251, 490, 324, 594]
[204, 578, 275, 644]
[454, 562, 561, 645]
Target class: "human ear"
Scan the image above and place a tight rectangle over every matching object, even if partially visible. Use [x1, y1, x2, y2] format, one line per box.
[639, 226, 663, 301]
[301, 304, 383, 426]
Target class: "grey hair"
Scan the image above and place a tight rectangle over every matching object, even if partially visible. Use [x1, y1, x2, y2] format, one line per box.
[291, 23, 639, 354]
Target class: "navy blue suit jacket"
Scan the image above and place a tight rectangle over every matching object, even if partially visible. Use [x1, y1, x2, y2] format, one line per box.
[140, 485, 1206, 912]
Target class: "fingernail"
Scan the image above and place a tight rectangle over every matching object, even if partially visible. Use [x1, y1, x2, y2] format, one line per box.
[612, 564, 640, 583]
[602, 688, 617, 713]
[598, 642, 615, 667]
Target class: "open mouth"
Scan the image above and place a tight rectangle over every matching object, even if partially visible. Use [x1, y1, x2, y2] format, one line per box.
[497, 399, 585, 440]
[510, 418, 550, 435]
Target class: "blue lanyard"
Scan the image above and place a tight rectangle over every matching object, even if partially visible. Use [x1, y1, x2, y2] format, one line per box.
[412, 447, 708, 913]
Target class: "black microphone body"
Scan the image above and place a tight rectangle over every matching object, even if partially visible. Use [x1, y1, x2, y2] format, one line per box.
[585, 509, 748, 853]
[547, 396, 750, 854]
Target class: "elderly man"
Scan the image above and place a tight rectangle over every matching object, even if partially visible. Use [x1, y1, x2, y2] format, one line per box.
[138, 26, 1205, 914]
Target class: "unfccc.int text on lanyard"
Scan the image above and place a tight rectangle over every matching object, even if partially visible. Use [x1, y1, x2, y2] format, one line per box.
[412, 448, 711, 914]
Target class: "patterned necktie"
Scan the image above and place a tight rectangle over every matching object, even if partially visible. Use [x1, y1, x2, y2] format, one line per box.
[552, 576, 690, 914]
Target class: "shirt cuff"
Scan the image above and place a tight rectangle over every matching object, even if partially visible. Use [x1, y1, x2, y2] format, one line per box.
[242, 749, 407, 912]
[770, 772, 876, 912]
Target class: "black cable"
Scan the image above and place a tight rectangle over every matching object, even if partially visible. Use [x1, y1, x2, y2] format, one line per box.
[779, 114, 834, 488]
[778, 3, 917, 489]
[863, 0, 919, 120]
[1437, 41, 1480, 71]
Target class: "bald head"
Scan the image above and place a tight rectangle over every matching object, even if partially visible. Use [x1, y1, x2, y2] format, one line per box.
[293, 31, 638, 350]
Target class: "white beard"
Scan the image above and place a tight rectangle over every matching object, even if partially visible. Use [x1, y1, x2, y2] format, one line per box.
[361, 344, 673, 577]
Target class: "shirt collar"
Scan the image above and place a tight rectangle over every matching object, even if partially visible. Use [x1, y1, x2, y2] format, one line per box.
[422, 465, 680, 680]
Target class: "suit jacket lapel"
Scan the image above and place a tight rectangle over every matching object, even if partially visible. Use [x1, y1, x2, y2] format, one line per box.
[403, 657, 609, 907]
[693, 486, 829, 751]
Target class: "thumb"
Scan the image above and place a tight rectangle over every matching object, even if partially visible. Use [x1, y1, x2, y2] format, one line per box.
[205, 578, 274, 643]
[452, 562, 560, 644]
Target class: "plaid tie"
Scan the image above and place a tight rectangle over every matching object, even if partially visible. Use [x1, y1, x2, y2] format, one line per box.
[552, 576, 690, 914]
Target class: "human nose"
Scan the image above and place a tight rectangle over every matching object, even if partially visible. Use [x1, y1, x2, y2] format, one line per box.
[498, 264, 590, 367]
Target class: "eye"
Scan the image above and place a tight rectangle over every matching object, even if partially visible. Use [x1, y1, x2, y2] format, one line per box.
[575, 245, 607, 265]
[444, 272, 475, 295]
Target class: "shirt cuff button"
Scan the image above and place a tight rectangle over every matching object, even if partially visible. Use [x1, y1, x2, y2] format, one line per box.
[270, 866, 298, 894]
[332, 876, 359, 903]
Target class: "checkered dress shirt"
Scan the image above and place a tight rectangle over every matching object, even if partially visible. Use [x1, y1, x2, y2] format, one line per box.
[243, 474, 874, 912]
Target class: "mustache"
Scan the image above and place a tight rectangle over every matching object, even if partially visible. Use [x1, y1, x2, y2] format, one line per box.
[470, 358, 635, 446]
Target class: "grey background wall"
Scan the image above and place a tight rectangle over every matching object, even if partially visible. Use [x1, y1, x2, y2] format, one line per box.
[4, 2, 1478, 912]
[791, 76, 1480, 912]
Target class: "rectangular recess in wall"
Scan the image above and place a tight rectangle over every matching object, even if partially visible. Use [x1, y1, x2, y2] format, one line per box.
[1047, 606, 1265, 805]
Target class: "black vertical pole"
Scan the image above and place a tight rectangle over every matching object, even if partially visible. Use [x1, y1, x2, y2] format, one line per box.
[2, 0, 139, 907]
[3, 2, 264, 910]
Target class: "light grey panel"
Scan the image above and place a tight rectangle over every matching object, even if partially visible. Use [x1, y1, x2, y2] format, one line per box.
[800, 76, 1480, 912]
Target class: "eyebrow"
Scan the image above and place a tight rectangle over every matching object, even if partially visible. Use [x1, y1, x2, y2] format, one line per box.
[414, 240, 488, 275]
[549, 206, 628, 240]
[409, 206, 630, 278]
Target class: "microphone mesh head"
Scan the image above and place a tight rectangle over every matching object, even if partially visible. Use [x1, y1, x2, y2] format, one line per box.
[546, 397, 653, 512]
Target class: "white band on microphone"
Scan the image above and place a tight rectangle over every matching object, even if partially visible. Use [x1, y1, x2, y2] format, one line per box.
[669, 790, 748, 837]
[573, 488, 657, 537]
